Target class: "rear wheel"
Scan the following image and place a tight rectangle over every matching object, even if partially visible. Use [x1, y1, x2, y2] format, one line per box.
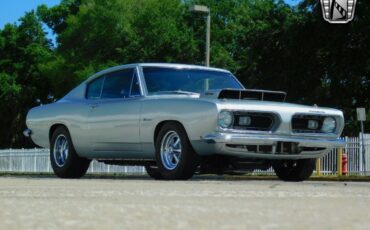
[273, 159, 316, 182]
[155, 122, 199, 180]
[145, 164, 163, 180]
[50, 126, 91, 178]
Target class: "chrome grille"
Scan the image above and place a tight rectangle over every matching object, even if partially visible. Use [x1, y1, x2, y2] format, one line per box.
[231, 112, 277, 131]
[226, 143, 326, 154]
[292, 114, 326, 133]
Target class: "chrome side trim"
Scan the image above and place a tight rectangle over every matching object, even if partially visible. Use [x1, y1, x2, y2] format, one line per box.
[86, 63, 233, 84]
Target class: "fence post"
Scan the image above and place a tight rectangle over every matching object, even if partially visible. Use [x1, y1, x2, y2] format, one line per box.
[337, 147, 343, 176]
[34, 154, 37, 173]
[47, 152, 50, 172]
[365, 134, 369, 175]
[9, 149, 12, 172]
[21, 149, 25, 172]
[316, 158, 321, 176]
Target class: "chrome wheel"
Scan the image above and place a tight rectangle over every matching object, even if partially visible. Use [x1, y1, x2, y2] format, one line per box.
[160, 130, 182, 170]
[53, 134, 69, 167]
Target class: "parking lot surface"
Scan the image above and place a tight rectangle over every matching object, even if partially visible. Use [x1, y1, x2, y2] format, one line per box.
[0, 176, 369, 230]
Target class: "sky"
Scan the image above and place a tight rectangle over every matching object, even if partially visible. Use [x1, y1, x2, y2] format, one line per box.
[0, 0, 60, 28]
[0, 0, 60, 44]
[285, 0, 301, 6]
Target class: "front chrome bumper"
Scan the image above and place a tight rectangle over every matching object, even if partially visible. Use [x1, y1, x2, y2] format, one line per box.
[201, 132, 345, 160]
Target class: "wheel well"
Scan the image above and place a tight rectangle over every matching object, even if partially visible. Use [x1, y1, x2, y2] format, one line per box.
[154, 120, 188, 143]
[49, 124, 68, 141]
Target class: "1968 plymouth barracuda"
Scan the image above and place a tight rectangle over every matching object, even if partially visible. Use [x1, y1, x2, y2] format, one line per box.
[24, 63, 345, 181]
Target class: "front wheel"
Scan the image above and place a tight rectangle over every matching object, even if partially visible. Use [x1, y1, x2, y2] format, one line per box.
[50, 126, 91, 178]
[273, 159, 316, 182]
[155, 122, 199, 180]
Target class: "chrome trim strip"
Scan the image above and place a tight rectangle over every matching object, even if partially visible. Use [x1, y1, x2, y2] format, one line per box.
[202, 133, 345, 148]
[136, 66, 148, 97]
[86, 63, 233, 83]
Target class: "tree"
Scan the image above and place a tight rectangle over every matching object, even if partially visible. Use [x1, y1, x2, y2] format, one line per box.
[0, 11, 54, 147]
[294, 0, 370, 135]
[37, 0, 201, 96]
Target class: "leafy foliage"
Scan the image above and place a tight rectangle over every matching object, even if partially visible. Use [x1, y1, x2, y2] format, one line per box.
[0, 11, 55, 147]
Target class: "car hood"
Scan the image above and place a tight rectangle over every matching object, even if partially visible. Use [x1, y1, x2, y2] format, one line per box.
[204, 89, 287, 102]
[199, 89, 343, 116]
[212, 99, 342, 115]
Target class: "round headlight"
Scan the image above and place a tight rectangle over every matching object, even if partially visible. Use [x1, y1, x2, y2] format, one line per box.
[321, 117, 336, 133]
[218, 111, 233, 128]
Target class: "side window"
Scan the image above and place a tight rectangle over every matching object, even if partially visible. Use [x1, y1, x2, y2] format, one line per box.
[101, 69, 134, 99]
[130, 72, 141, 97]
[86, 77, 104, 99]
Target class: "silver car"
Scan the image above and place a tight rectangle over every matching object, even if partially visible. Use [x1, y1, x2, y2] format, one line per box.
[24, 63, 345, 181]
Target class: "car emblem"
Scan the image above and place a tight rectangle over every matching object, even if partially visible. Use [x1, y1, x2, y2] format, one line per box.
[309, 110, 325, 114]
[320, 0, 357, 24]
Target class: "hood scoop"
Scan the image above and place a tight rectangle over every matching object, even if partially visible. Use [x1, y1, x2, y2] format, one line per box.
[202, 89, 286, 102]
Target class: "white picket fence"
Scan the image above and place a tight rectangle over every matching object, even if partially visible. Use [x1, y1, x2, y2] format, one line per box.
[0, 148, 145, 174]
[0, 134, 369, 176]
[254, 134, 370, 175]
[345, 134, 370, 174]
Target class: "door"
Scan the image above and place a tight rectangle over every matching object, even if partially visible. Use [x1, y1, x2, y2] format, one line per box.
[86, 68, 142, 158]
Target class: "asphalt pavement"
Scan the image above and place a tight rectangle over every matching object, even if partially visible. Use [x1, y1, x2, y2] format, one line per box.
[0, 176, 369, 230]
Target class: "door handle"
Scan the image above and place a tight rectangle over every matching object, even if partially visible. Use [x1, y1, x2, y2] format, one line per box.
[90, 104, 99, 109]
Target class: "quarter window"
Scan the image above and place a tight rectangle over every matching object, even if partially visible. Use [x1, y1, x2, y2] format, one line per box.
[86, 77, 104, 99]
[101, 69, 134, 99]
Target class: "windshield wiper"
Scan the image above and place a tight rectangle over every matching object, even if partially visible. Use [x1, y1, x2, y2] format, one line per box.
[152, 90, 199, 95]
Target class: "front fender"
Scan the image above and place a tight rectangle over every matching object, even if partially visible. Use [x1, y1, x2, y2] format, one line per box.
[140, 98, 218, 156]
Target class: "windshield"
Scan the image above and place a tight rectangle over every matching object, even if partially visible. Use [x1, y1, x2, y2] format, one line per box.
[143, 67, 243, 95]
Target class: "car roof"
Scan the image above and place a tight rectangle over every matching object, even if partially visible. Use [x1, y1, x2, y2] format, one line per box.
[86, 63, 231, 82]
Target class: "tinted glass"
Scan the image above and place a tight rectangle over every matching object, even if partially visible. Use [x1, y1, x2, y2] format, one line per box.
[130, 72, 141, 97]
[101, 69, 134, 99]
[86, 77, 104, 99]
[143, 67, 243, 95]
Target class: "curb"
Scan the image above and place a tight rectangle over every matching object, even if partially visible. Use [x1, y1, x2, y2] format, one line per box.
[0, 172, 369, 182]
